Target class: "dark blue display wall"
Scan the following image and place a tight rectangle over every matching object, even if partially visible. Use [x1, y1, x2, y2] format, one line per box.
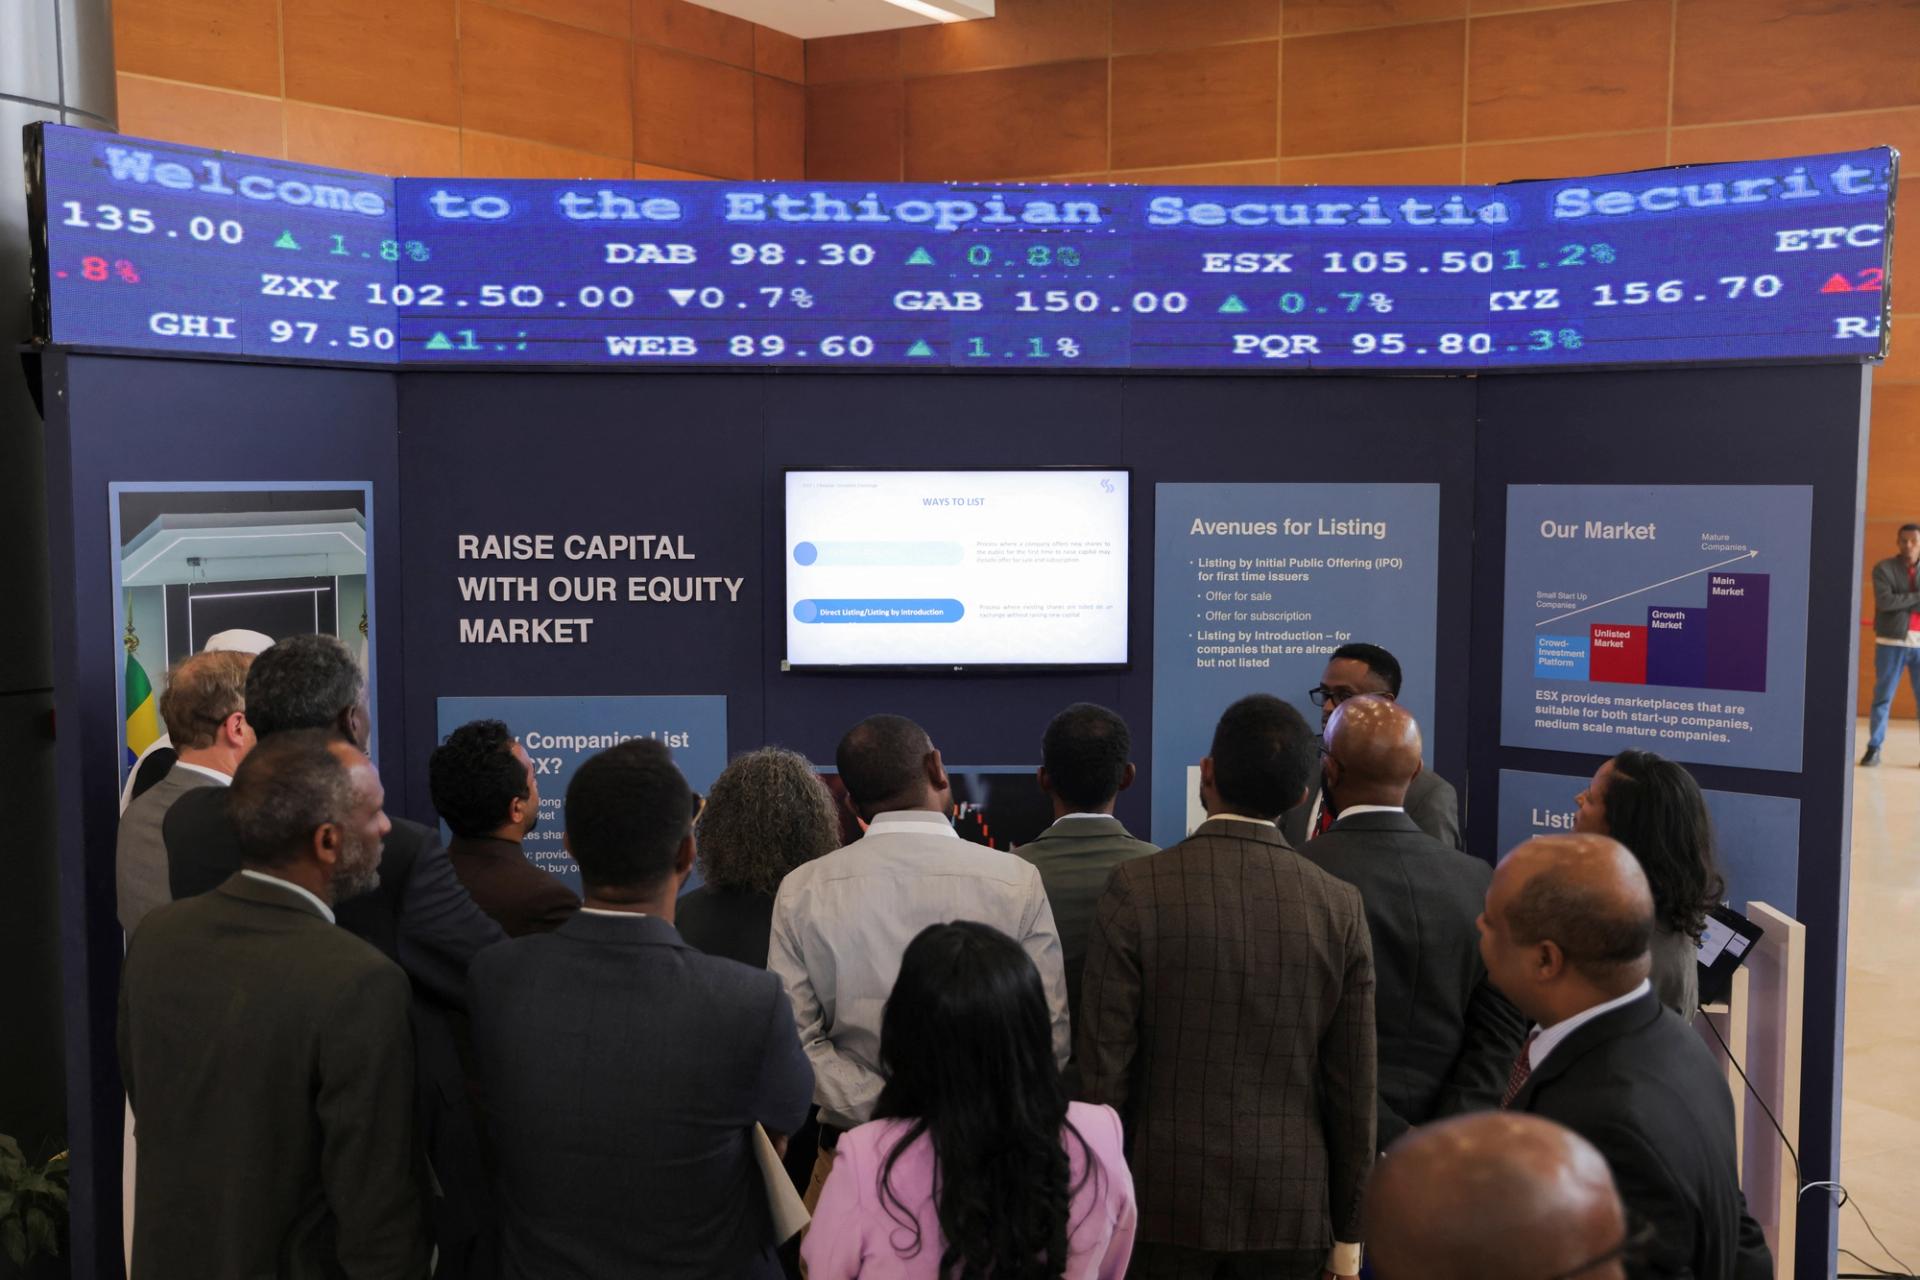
[42, 354, 1865, 1280]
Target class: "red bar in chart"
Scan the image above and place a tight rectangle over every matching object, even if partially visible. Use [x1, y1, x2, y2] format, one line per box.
[1589, 623, 1647, 684]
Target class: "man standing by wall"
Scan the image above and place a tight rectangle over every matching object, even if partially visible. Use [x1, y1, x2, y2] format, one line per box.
[1862, 522, 1920, 765]
[116, 650, 254, 933]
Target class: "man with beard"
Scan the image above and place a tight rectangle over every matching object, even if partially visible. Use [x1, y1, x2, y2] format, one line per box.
[120, 731, 426, 1277]
[162, 634, 503, 1276]
[433, 718, 578, 936]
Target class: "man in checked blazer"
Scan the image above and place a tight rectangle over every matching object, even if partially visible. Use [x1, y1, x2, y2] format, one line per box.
[1079, 694, 1376, 1280]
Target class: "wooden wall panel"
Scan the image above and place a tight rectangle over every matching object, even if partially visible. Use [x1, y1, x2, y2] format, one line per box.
[115, 74, 285, 155]
[634, 43, 754, 177]
[1282, 22, 1466, 156]
[113, 0, 283, 97]
[905, 61, 1107, 180]
[1112, 0, 1274, 55]
[1111, 43, 1277, 171]
[1466, 0, 1669, 142]
[461, 4, 633, 159]
[284, 103, 461, 174]
[282, 0, 461, 126]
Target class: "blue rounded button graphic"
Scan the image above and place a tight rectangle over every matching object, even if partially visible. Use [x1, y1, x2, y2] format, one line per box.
[793, 600, 820, 623]
[793, 542, 819, 566]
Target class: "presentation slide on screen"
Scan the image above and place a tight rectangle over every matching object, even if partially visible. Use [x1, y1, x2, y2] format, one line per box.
[784, 470, 1128, 668]
[1149, 482, 1440, 848]
[1500, 484, 1811, 772]
[1496, 768, 1799, 916]
[435, 694, 726, 895]
[110, 481, 374, 785]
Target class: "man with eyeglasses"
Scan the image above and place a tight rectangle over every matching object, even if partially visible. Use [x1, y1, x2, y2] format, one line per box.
[1283, 643, 1461, 850]
[1366, 1111, 1638, 1280]
[1479, 834, 1771, 1280]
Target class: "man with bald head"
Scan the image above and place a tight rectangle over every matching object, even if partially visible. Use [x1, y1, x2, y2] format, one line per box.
[1303, 696, 1525, 1146]
[1482, 835, 1771, 1280]
[1366, 1112, 1632, 1280]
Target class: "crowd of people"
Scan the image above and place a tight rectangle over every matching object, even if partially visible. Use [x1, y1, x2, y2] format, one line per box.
[114, 634, 1773, 1279]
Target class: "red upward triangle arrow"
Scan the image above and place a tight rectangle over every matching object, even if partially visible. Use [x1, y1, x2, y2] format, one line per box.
[1821, 273, 1855, 293]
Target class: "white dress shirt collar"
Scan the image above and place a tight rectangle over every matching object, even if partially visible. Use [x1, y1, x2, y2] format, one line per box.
[172, 761, 233, 786]
[1334, 803, 1404, 819]
[239, 869, 336, 924]
[579, 907, 650, 919]
[1530, 979, 1652, 1070]
[1048, 811, 1117, 826]
[1204, 813, 1277, 828]
[865, 809, 959, 838]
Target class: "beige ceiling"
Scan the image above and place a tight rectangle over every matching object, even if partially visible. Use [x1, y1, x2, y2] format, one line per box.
[684, 0, 994, 40]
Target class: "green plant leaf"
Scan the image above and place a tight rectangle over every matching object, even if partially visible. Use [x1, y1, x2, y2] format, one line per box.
[0, 1135, 24, 1183]
[24, 1206, 56, 1257]
[2, 1216, 26, 1267]
[0, 1188, 15, 1217]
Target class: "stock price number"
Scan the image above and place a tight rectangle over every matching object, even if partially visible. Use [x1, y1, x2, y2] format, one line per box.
[1591, 275, 1781, 306]
[269, 319, 395, 350]
[61, 202, 243, 243]
[729, 243, 876, 266]
[726, 335, 877, 359]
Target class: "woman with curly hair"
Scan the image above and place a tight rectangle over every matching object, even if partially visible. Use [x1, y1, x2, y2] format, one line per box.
[803, 922, 1136, 1280]
[678, 745, 843, 969]
[1573, 749, 1727, 1020]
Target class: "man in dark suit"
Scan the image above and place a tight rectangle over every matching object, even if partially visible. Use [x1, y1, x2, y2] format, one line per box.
[1482, 834, 1772, 1280]
[1302, 695, 1525, 1146]
[162, 634, 502, 1276]
[1016, 702, 1157, 1034]
[121, 730, 425, 1278]
[431, 717, 579, 937]
[1282, 643, 1461, 849]
[1366, 1112, 1632, 1280]
[1080, 694, 1375, 1280]
[165, 635, 506, 1003]
[470, 738, 813, 1279]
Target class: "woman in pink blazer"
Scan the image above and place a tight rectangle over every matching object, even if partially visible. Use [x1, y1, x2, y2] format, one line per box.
[802, 921, 1135, 1280]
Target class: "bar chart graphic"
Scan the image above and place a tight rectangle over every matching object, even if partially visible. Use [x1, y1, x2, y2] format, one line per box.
[1501, 484, 1811, 772]
[1532, 550, 1770, 693]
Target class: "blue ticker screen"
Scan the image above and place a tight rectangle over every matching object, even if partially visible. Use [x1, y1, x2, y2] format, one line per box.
[29, 124, 1895, 372]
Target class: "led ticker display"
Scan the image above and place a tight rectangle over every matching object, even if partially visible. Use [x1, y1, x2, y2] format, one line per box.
[28, 124, 1896, 372]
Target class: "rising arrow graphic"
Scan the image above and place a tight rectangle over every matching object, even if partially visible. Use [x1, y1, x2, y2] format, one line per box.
[1535, 549, 1760, 628]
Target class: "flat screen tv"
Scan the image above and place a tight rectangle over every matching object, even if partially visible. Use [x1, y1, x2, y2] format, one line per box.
[784, 468, 1129, 671]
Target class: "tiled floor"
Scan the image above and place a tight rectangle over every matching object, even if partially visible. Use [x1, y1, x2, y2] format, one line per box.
[1839, 718, 1920, 1276]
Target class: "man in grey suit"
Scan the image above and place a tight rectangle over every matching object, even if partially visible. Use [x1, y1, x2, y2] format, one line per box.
[1018, 702, 1157, 1033]
[120, 730, 425, 1278]
[1081, 694, 1376, 1280]
[115, 649, 255, 933]
[1862, 521, 1920, 765]
[471, 738, 814, 1280]
[1302, 696, 1526, 1148]
[1283, 642, 1462, 849]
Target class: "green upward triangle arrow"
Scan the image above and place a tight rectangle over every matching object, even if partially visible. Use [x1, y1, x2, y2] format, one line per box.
[906, 247, 935, 265]
[906, 339, 935, 357]
[274, 231, 300, 250]
[1218, 294, 1248, 314]
[424, 332, 454, 351]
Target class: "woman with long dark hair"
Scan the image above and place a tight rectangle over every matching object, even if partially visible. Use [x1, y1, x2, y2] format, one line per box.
[802, 921, 1135, 1279]
[1574, 749, 1727, 1019]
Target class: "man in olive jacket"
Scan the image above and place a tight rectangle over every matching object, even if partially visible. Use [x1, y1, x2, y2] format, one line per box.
[121, 731, 425, 1279]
